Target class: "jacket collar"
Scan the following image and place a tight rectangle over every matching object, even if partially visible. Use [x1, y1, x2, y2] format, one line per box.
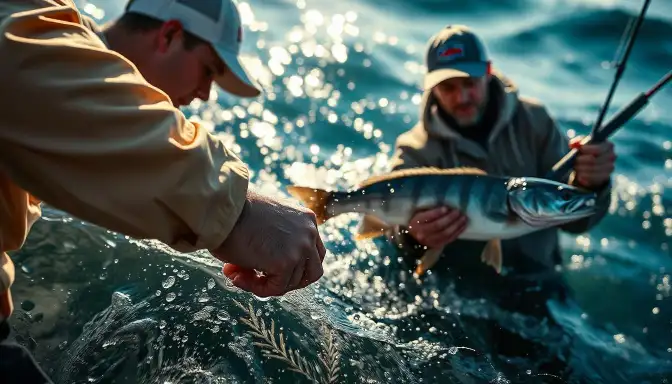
[78, 12, 110, 48]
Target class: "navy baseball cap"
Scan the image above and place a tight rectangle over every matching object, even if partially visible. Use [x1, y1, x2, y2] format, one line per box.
[424, 25, 491, 90]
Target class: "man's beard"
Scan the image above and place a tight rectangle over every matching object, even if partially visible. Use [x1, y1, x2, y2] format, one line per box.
[453, 100, 487, 127]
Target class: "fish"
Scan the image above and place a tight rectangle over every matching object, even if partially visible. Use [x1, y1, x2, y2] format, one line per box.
[286, 167, 598, 276]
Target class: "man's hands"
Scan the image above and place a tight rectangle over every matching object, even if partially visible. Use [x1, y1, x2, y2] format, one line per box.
[407, 206, 468, 248]
[570, 136, 616, 189]
[211, 191, 326, 297]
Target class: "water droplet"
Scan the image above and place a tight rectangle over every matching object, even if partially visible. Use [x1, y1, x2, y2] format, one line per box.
[162, 276, 175, 289]
[159, 320, 167, 329]
[198, 294, 210, 303]
[177, 270, 189, 280]
[207, 278, 216, 290]
[217, 311, 230, 321]
[155, 290, 161, 297]
[193, 308, 212, 321]
[448, 347, 458, 355]
[21, 300, 35, 312]
[165, 293, 176, 302]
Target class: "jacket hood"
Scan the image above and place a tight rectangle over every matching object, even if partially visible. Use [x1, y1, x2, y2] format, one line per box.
[419, 68, 520, 143]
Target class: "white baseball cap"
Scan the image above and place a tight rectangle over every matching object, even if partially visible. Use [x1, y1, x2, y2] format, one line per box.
[126, 0, 262, 98]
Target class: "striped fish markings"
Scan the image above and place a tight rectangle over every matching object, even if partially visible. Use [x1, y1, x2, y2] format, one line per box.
[286, 167, 598, 276]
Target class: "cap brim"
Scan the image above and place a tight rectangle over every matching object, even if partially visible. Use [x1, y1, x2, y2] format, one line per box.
[213, 46, 262, 98]
[424, 62, 488, 90]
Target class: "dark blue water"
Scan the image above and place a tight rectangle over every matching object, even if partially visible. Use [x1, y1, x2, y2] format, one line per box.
[7, 0, 672, 383]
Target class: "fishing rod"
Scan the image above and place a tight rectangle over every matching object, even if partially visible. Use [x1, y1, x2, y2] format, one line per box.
[547, 70, 671, 181]
[546, 0, 659, 182]
[546, 71, 672, 181]
[590, 0, 651, 134]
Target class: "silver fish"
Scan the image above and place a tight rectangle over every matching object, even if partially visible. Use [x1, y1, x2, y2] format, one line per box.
[286, 167, 598, 276]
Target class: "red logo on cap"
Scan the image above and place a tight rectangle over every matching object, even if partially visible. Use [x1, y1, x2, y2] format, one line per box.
[439, 47, 463, 57]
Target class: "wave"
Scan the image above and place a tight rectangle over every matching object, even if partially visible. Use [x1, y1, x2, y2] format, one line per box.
[499, 8, 672, 64]
[381, 0, 533, 16]
[553, 8, 672, 44]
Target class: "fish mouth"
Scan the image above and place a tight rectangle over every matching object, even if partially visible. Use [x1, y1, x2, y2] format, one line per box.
[507, 177, 598, 227]
[511, 203, 596, 227]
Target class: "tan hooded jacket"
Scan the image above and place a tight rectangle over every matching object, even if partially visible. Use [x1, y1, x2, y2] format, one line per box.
[389, 69, 612, 274]
[0, 0, 250, 320]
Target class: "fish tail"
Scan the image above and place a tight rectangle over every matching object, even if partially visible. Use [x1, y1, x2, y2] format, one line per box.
[286, 186, 333, 225]
[414, 247, 444, 277]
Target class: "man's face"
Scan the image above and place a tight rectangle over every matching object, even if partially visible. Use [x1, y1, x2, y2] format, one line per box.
[143, 21, 226, 107]
[431, 75, 490, 126]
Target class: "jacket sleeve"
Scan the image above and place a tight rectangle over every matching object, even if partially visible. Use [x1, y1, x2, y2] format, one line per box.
[533, 103, 612, 234]
[0, 3, 249, 253]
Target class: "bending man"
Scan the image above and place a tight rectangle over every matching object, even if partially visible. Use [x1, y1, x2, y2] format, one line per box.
[0, 1, 325, 382]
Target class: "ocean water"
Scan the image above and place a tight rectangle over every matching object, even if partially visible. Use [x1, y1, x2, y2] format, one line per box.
[7, 0, 672, 383]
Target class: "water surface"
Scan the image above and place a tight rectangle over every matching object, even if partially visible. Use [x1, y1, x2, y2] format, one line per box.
[8, 0, 672, 383]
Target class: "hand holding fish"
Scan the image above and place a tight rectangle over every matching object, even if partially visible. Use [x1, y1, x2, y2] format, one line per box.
[287, 166, 598, 277]
[570, 136, 616, 189]
[407, 206, 468, 248]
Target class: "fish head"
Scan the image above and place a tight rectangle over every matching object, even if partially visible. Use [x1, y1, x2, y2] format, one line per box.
[506, 177, 598, 227]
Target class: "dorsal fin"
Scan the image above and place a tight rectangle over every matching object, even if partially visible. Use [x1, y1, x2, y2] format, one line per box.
[358, 166, 487, 188]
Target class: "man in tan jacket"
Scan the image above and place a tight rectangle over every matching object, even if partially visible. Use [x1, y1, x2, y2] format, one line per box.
[386, 25, 617, 377]
[0, 0, 325, 381]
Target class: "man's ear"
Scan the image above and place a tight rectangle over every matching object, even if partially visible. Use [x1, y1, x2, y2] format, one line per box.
[156, 19, 184, 53]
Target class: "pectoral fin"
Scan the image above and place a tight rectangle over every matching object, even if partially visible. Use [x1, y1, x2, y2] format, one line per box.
[480, 239, 503, 274]
[354, 214, 392, 241]
[414, 246, 445, 277]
